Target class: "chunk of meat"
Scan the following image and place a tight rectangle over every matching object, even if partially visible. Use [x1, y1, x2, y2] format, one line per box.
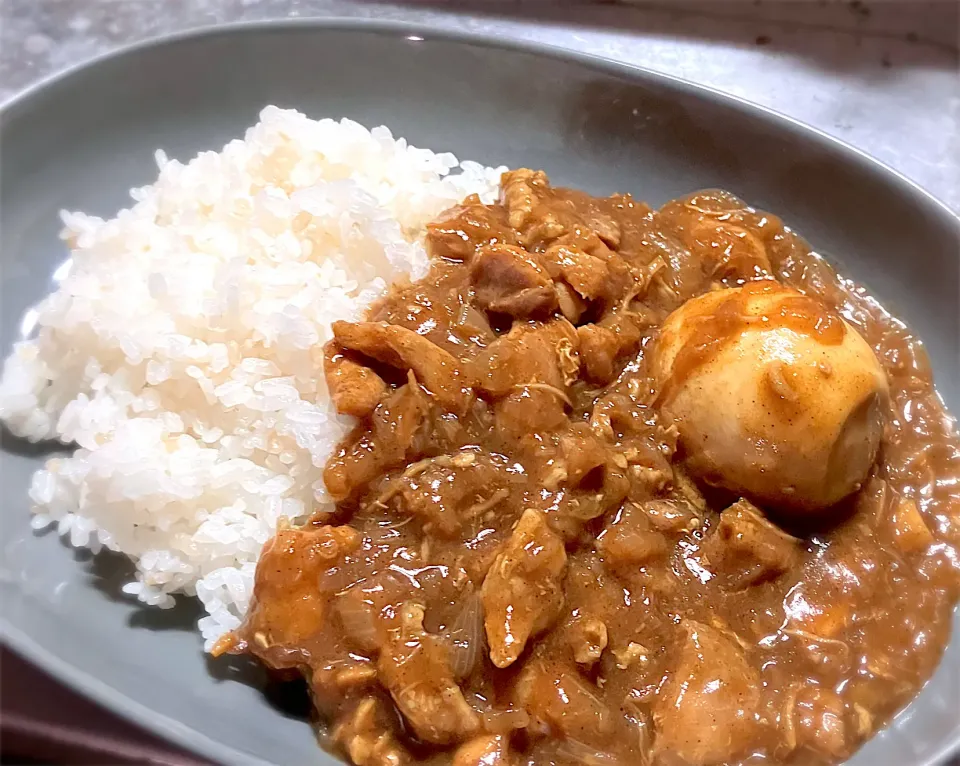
[479, 319, 579, 441]
[515, 661, 612, 742]
[473, 318, 579, 398]
[397, 452, 510, 537]
[452, 734, 511, 766]
[577, 310, 653, 385]
[653, 620, 760, 766]
[495, 387, 572, 444]
[541, 244, 611, 302]
[378, 602, 479, 744]
[324, 383, 429, 501]
[700, 499, 803, 588]
[310, 658, 379, 711]
[242, 525, 361, 667]
[425, 195, 519, 262]
[501, 169, 546, 230]
[577, 324, 620, 384]
[689, 219, 772, 282]
[554, 424, 630, 523]
[554, 281, 587, 324]
[597, 310, 651, 354]
[559, 424, 608, 486]
[332, 696, 410, 766]
[482, 509, 568, 668]
[332, 321, 473, 413]
[782, 685, 854, 760]
[586, 212, 621, 249]
[597, 502, 669, 567]
[471, 244, 557, 317]
[324, 343, 388, 418]
[887, 495, 933, 554]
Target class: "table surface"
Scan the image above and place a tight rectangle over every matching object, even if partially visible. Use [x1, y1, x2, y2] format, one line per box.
[1, 1, 958, 764]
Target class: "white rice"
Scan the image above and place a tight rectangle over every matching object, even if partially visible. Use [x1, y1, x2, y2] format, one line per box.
[0, 106, 503, 648]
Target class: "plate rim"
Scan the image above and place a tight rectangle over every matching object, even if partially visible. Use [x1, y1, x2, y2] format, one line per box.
[1, 17, 958, 766]
[2, 17, 957, 224]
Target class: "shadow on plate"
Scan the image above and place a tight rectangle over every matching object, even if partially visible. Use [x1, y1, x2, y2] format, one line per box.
[82, 543, 312, 720]
[0, 425, 68, 459]
[207, 652, 313, 721]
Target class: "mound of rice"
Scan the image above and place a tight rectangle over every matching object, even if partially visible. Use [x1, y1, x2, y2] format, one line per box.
[0, 106, 502, 648]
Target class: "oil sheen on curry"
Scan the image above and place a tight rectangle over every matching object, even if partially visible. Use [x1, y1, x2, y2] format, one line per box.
[218, 170, 960, 766]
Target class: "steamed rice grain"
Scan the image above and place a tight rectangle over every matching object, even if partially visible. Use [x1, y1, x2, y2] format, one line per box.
[0, 107, 502, 648]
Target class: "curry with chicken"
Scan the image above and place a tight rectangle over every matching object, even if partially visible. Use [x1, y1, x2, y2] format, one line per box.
[219, 170, 960, 765]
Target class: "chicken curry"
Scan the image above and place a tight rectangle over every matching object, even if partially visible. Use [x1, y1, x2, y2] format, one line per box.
[219, 170, 960, 765]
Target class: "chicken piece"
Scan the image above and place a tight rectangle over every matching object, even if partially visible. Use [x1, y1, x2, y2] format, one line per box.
[453, 735, 512, 766]
[657, 193, 773, 285]
[653, 620, 761, 765]
[596, 502, 669, 567]
[781, 685, 853, 760]
[241, 525, 361, 667]
[555, 423, 629, 522]
[378, 602, 479, 745]
[495, 387, 573, 444]
[688, 219, 772, 283]
[598, 309, 651, 354]
[473, 317, 579, 398]
[471, 244, 557, 317]
[654, 282, 888, 512]
[398, 452, 510, 537]
[566, 615, 608, 665]
[332, 321, 473, 413]
[577, 311, 652, 386]
[501, 169, 567, 247]
[501, 169, 546, 230]
[310, 657, 379, 712]
[332, 696, 410, 766]
[577, 324, 620, 384]
[522, 211, 567, 249]
[700, 499, 803, 588]
[482, 509, 568, 668]
[586, 212, 621, 249]
[324, 383, 429, 501]
[559, 424, 607, 486]
[887, 495, 933, 554]
[782, 583, 851, 641]
[324, 343, 388, 418]
[541, 244, 610, 302]
[515, 661, 612, 742]
[554, 281, 588, 324]
[478, 319, 579, 441]
[426, 195, 519, 262]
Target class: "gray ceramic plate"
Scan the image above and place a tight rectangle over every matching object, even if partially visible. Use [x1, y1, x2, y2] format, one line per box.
[1, 20, 958, 766]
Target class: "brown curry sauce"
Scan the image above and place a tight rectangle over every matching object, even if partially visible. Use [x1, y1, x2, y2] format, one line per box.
[223, 170, 960, 766]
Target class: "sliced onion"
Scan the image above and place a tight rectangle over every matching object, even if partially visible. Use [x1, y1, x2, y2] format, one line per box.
[555, 738, 621, 765]
[449, 592, 484, 680]
[334, 593, 379, 651]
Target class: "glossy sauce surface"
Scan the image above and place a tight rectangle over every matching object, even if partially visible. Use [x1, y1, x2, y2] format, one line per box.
[227, 171, 960, 766]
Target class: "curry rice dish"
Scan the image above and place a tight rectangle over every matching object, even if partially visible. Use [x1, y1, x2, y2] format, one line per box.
[2, 111, 957, 766]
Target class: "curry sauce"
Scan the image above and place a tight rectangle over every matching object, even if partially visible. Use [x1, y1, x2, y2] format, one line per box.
[226, 170, 960, 766]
